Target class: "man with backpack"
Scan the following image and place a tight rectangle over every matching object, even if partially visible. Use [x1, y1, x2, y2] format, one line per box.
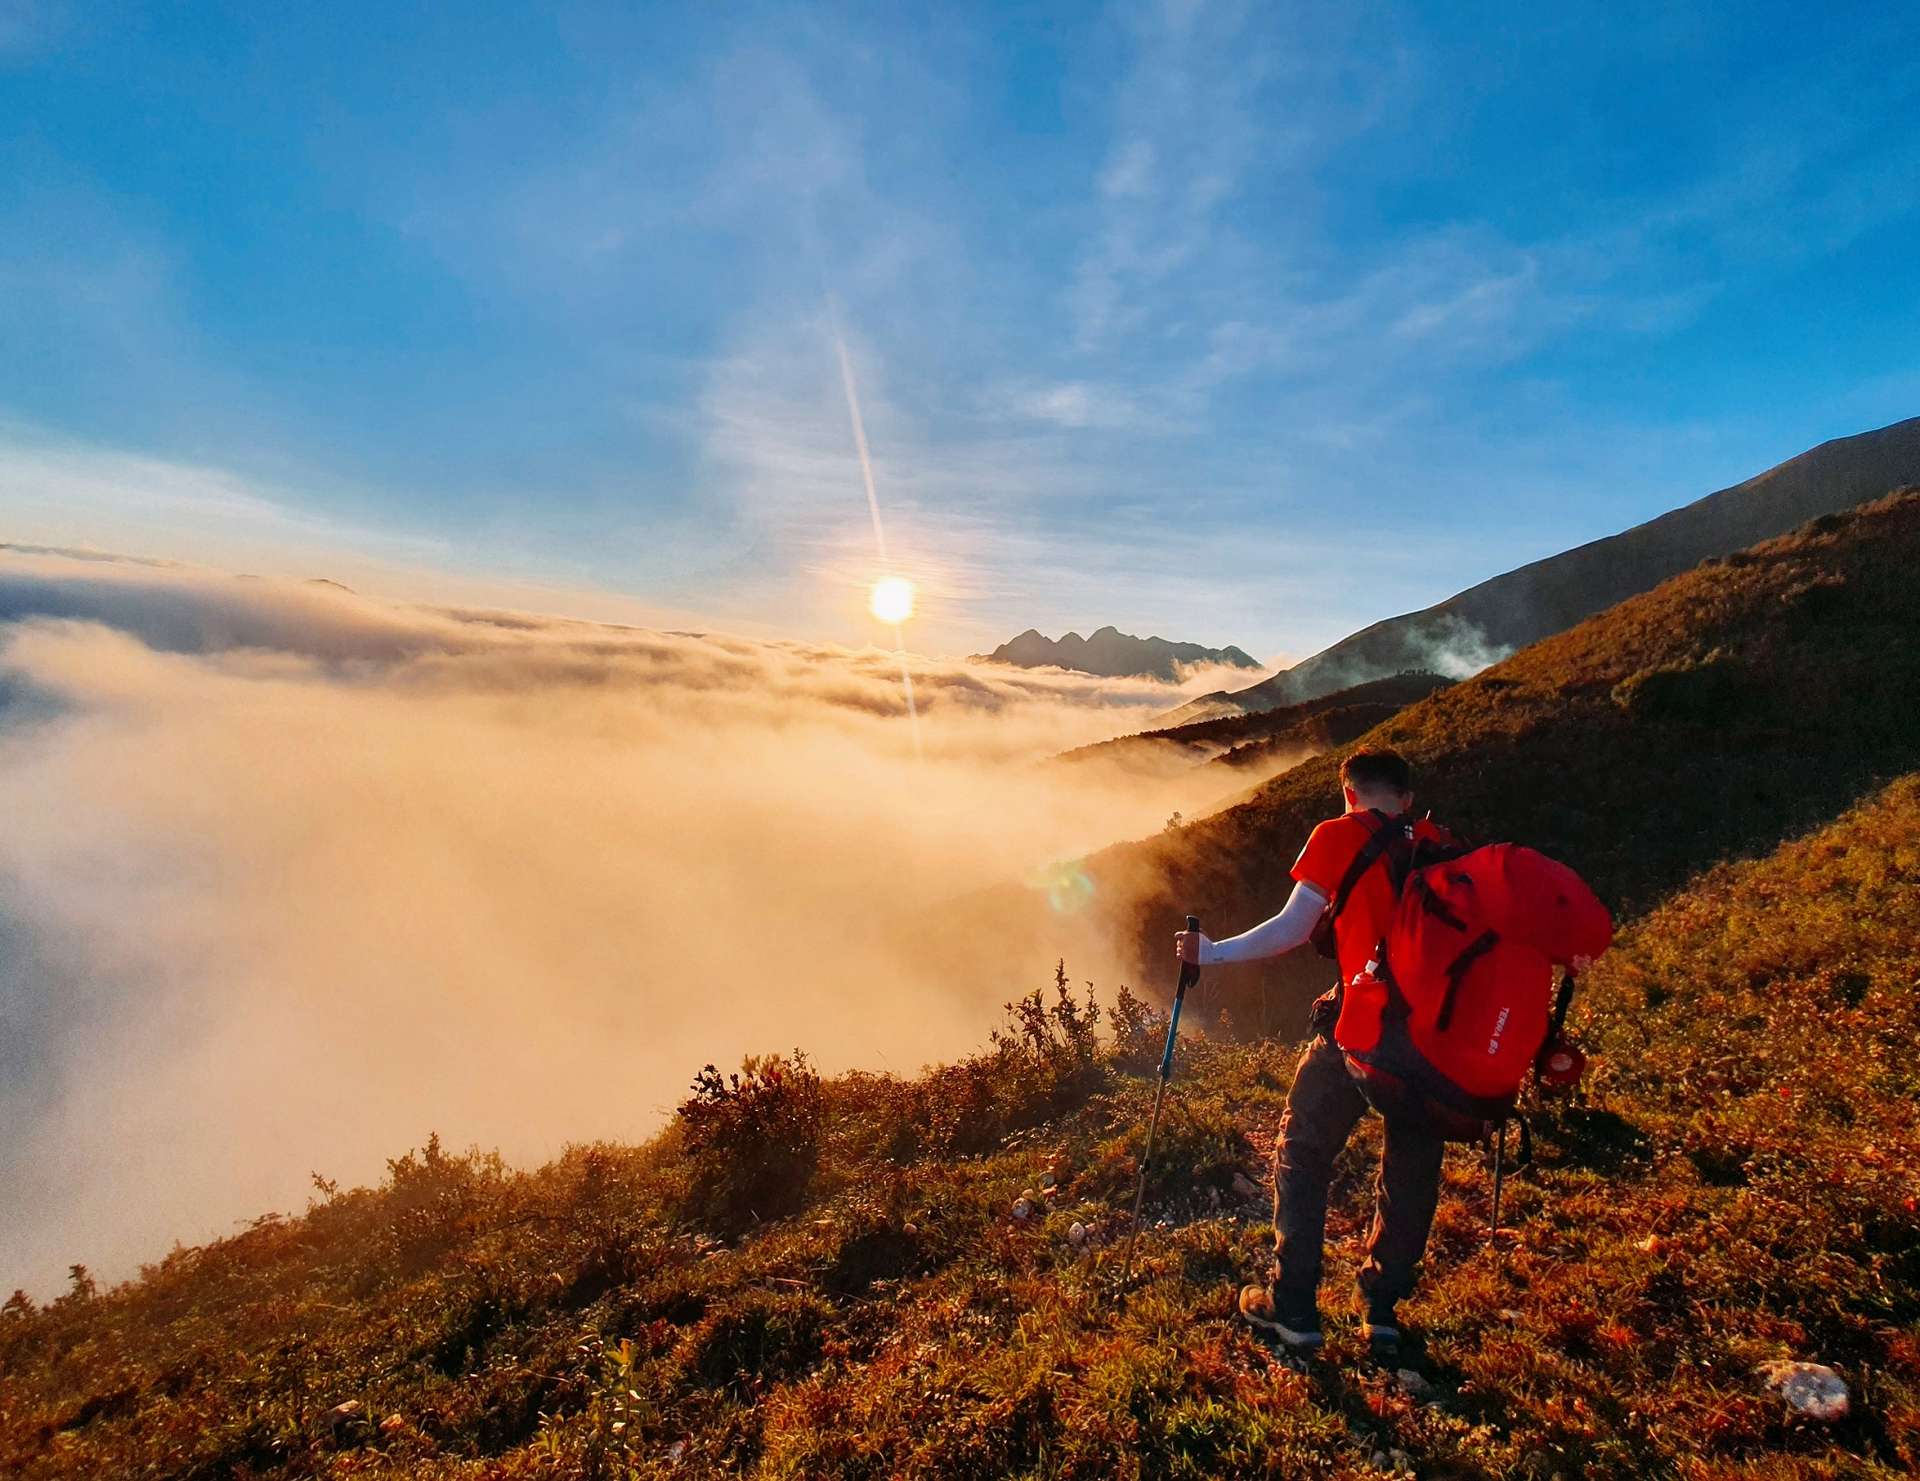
[1174, 747, 1608, 1359]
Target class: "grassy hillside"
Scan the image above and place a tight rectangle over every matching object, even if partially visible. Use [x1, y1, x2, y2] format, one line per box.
[1088, 490, 1920, 1032]
[5, 774, 1918, 1478]
[1187, 414, 1920, 716]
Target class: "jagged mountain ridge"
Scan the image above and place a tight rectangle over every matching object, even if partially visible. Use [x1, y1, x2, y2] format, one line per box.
[1175, 414, 1920, 721]
[981, 624, 1262, 681]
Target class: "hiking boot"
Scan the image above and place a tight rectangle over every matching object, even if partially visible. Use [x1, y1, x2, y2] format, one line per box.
[1362, 1299, 1402, 1360]
[1237, 1284, 1323, 1350]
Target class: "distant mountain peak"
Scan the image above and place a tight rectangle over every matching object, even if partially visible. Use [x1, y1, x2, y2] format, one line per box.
[977, 626, 1264, 681]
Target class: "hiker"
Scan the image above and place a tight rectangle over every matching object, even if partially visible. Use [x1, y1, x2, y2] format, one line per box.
[1174, 747, 1458, 1358]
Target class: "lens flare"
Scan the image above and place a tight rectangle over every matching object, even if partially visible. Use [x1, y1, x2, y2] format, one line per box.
[869, 576, 915, 625]
[1027, 858, 1096, 915]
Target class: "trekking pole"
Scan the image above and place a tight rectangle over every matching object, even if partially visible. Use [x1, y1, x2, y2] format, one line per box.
[1495, 971, 1577, 1260]
[1490, 1118, 1508, 1246]
[1120, 915, 1200, 1289]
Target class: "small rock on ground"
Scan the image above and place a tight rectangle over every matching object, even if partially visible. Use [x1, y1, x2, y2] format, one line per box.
[1762, 1360, 1850, 1421]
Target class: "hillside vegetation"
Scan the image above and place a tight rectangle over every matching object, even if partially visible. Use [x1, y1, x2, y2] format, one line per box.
[4, 772, 1918, 1478]
[1091, 490, 1920, 1032]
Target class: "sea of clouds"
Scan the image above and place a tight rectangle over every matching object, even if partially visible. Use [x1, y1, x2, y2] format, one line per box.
[0, 547, 1281, 1297]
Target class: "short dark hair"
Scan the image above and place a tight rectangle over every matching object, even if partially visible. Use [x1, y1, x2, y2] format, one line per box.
[1341, 746, 1412, 796]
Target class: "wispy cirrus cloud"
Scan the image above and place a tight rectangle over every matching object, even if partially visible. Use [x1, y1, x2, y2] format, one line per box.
[5, 1, 1918, 666]
[0, 427, 729, 634]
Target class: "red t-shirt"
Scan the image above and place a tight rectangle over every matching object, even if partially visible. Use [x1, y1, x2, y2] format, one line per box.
[1292, 811, 1414, 987]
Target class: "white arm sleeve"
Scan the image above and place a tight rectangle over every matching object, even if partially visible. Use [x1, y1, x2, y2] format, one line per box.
[1201, 881, 1329, 965]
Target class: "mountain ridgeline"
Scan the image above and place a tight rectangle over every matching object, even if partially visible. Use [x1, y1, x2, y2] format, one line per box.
[982, 625, 1263, 681]
[1057, 671, 1453, 775]
[1173, 414, 1920, 722]
[1089, 489, 1920, 1037]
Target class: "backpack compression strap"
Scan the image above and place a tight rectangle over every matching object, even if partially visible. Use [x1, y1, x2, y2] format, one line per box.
[1433, 929, 1500, 1031]
[1547, 971, 1577, 1040]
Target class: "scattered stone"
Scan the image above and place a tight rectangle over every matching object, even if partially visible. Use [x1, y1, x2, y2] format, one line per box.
[901, 1221, 918, 1235]
[324, 1400, 366, 1441]
[1040, 1170, 1059, 1191]
[1011, 1195, 1036, 1223]
[1394, 1368, 1433, 1399]
[1762, 1360, 1850, 1421]
[1639, 1233, 1663, 1254]
[666, 1438, 687, 1464]
[1232, 1172, 1262, 1200]
[1389, 1450, 1413, 1473]
[1370, 1451, 1389, 1471]
[379, 1414, 406, 1436]
[1068, 1221, 1087, 1246]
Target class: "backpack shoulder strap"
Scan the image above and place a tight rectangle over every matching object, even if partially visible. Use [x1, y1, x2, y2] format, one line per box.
[1406, 814, 1473, 874]
[1322, 810, 1408, 927]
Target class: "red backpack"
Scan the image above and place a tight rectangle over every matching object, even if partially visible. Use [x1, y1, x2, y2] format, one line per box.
[1335, 841, 1613, 1136]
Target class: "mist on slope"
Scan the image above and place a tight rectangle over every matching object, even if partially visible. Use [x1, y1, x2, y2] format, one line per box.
[0, 550, 1282, 1297]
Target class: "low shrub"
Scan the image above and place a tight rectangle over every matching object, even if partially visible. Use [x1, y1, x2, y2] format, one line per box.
[675, 1051, 826, 1235]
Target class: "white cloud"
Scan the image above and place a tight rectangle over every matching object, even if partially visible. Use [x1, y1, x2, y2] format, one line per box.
[0, 549, 1295, 1296]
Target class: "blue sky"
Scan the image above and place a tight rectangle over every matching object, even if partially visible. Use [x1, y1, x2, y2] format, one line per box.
[3, 0, 1917, 659]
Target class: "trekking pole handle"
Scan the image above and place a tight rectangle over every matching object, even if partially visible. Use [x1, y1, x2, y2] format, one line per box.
[1161, 916, 1199, 1081]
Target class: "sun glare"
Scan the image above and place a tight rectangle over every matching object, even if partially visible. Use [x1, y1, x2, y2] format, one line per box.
[869, 575, 916, 625]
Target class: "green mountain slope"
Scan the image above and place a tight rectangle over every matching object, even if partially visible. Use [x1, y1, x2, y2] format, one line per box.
[4, 775, 1916, 1478]
[1180, 414, 1920, 720]
[1086, 490, 1920, 1031]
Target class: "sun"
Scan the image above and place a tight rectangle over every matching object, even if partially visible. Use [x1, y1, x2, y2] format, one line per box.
[869, 575, 916, 625]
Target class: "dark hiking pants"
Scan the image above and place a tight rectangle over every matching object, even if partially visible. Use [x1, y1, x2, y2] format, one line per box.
[1271, 1033, 1445, 1314]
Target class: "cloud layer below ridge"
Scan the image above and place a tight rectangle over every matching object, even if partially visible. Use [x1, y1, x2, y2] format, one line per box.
[0, 549, 1269, 1296]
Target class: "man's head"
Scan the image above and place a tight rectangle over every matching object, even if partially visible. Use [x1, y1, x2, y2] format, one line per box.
[1340, 746, 1413, 815]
